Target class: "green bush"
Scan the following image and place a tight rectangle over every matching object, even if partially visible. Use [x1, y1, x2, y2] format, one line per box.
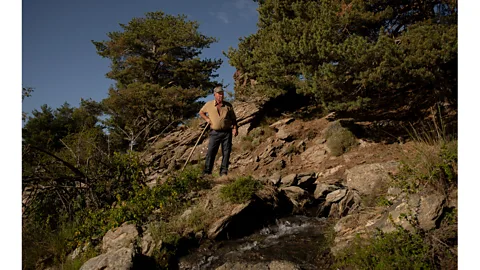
[220, 176, 263, 203]
[324, 122, 357, 156]
[334, 228, 433, 269]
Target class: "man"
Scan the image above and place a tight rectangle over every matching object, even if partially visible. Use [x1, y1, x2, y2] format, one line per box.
[199, 86, 238, 176]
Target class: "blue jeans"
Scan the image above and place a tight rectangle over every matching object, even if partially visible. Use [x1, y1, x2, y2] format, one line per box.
[203, 129, 232, 175]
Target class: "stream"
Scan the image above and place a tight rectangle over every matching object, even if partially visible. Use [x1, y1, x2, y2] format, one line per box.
[178, 215, 334, 269]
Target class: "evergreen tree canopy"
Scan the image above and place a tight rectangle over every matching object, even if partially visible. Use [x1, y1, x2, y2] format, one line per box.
[92, 11, 222, 150]
[228, 0, 457, 117]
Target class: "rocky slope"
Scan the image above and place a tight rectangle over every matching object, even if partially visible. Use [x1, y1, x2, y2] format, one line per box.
[77, 100, 457, 269]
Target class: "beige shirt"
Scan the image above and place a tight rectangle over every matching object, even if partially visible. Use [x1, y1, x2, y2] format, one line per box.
[200, 100, 237, 131]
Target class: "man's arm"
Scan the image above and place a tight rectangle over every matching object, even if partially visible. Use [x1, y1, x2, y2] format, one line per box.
[199, 110, 211, 125]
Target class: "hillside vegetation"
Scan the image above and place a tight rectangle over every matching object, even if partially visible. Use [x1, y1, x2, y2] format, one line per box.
[22, 1, 457, 269]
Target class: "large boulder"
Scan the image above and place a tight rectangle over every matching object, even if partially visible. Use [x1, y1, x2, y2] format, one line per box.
[300, 144, 328, 164]
[101, 222, 139, 253]
[344, 161, 399, 195]
[208, 202, 250, 239]
[418, 192, 446, 230]
[80, 222, 139, 270]
[79, 247, 135, 270]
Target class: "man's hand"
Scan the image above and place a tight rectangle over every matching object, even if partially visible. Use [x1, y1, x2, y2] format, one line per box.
[232, 127, 238, 137]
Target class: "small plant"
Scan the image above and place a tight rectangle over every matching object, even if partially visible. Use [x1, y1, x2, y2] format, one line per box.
[376, 196, 393, 207]
[220, 176, 263, 203]
[283, 144, 299, 156]
[324, 121, 357, 156]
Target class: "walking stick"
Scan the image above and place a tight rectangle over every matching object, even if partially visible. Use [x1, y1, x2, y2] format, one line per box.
[182, 123, 209, 171]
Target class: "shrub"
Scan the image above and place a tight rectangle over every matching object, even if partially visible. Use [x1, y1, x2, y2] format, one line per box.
[395, 117, 457, 194]
[220, 176, 263, 203]
[334, 228, 433, 269]
[324, 122, 357, 156]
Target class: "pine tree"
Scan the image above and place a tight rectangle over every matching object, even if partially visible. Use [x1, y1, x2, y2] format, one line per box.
[93, 11, 222, 150]
[227, 0, 457, 117]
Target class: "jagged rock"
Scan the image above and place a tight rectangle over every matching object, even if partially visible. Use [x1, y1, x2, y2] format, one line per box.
[372, 193, 419, 233]
[297, 173, 316, 190]
[233, 101, 262, 127]
[101, 222, 138, 253]
[141, 232, 161, 257]
[325, 189, 347, 203]
[208, 202, 250, 239]
[79, 247, 135, 270]
[276, 127, 293, 141]
[259, 144, 277, 159]
[280, 173, 297, 187]
[314, 184, 339, 200]
[280, 186, 308, 207]
[269, 172, 282, 186]
[337, 189, 362, 217]
[331, 209, 385, 255]
[216, 260, 300, 270]
[386, 186, 403, 201]
[300, 144, 328, 164]
[344, 161, 399, 195]
[418, 192, 445, 231]
[317, 165, 344, 180]
[269, 117, 295, 129]
[296, 140, 306, 152]
[159, 155, 167, 168]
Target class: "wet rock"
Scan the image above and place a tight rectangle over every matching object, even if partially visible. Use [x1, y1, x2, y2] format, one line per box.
[280, 186, 309, 208]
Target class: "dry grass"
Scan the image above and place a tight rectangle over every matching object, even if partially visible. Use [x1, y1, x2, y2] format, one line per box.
[396, 114, 457, 195]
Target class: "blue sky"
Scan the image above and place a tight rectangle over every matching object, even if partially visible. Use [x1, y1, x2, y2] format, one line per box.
[22, 0, 259, 116]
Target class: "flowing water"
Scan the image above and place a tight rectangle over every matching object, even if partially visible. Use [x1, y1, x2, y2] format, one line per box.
[178, 215, 334, 269]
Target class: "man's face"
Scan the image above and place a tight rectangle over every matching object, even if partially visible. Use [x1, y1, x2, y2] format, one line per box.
[214, 91, 224, 103]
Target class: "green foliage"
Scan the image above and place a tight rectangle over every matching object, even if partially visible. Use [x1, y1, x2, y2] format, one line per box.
[93, 11, 222, 150]
[227, 0, 457, 115]
[61, 247, 99, 270]
[74, 166, 209, 244]
[220, 176, 263, 203]
[324, 122, 357, 156]
[22, 218, 80, 270]
[334, 228, 433, 269]
[376, 196, 393, 207]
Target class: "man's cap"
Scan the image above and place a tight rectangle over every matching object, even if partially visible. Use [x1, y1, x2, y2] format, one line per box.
[214, 86, 224, 93]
